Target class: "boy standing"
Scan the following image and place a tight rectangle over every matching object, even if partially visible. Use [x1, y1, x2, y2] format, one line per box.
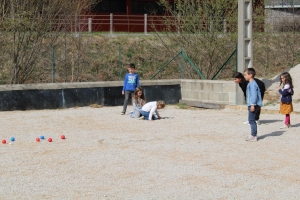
[232, 72, 265, 124]
[121, 63, 140, 115]
[243, 68, 262, 142]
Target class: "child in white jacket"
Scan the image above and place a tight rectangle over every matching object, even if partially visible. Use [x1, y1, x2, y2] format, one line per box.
[141, 101, 165, 121]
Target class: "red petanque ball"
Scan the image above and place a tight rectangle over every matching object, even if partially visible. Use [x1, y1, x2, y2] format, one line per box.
[36, 138, 40, 142]
[61, 135, 65, 139]
[48, 138, 52, 142]
[2, 139, 6, 144]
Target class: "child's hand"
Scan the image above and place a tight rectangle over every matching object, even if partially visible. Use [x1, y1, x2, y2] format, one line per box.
[250, 105, 255, 112]
[122, 91, 124, 95]
[277, 86, 281, 90]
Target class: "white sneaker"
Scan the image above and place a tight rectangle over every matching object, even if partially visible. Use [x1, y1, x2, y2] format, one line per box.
[243, 120, 260, 125]
[280, 124, 291, 129]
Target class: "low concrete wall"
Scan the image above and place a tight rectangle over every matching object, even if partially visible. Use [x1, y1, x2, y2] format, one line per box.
[0, 80, 181, 111]
[180, 79, 236, 108]
[0, 79, 237, 111]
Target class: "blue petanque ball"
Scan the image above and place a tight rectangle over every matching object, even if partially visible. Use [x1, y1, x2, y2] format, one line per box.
[40, 136, 45, 140]
[10, 137, 15, 142]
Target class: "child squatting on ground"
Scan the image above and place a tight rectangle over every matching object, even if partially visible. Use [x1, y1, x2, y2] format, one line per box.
[130, 86, 146, 118]
[233, 72, 265, 125]
[121, 63, 140, 115]
[244, 68, 262, 142]
[277, 72, 294, 129]
[141, 101, 165, 121]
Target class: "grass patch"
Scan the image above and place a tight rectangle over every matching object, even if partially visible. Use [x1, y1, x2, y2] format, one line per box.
[176, 103, 188, 109]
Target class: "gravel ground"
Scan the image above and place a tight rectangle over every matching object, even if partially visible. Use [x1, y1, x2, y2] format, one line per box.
[1, 105, 300, 199]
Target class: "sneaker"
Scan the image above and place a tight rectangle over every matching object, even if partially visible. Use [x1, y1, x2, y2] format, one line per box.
[139, 116, 144, 120]
[245, 136, 257, 142]
[121, 112, 125, 115]
[244, 121, 260, 125]
[280, 124, 291, 129]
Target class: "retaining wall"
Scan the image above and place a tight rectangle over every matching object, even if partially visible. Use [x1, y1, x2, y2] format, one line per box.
[180, 79, 236, 109]
[0, 79, 237, 111]
[0, 80, 181, 111]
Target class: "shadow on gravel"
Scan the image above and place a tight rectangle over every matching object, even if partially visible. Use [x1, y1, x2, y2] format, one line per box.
[258, 131, 285, 140]
[291, 123, 300, 127]
[260, 119, 282, 124]
[160, 117, 174, 119]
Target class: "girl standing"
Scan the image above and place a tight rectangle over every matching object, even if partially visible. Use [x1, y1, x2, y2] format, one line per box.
[130, 86, 146, 118]
[277, 72, 294, 129]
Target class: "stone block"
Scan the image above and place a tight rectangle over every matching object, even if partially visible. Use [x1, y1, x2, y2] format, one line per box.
[212, 83, 224, 93]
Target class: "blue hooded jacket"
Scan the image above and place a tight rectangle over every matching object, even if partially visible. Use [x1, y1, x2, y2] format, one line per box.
[122, 73, 140, 92]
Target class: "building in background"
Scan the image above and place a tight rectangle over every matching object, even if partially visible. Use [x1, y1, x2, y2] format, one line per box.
[80, 0, 173, 32]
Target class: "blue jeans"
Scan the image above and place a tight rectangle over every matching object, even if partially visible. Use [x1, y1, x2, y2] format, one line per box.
[248, 106, 260, 136]
[141, 110, 157, 120]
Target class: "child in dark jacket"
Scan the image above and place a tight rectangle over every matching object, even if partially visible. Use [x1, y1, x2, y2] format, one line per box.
[121, 63, 140, 115]
[277, 72, 294, 129]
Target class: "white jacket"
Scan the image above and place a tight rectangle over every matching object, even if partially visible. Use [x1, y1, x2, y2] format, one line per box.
[141, 101, 160, 120]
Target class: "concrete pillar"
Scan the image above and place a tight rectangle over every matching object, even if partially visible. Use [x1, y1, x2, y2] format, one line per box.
[88, 18, 92, 33]
[110, 13, 113, 35]
[144, 14, 147, 35]
[237, 0, 253, 105]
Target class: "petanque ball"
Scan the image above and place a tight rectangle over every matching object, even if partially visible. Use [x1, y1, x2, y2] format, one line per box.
[61, 135, 65, 139]
[2, 139, 7, 144]
[40, 136, 45, 140]
[36, 138, 40, 142]
[48, 138, 52, 142]
[10, 137, 15, 142]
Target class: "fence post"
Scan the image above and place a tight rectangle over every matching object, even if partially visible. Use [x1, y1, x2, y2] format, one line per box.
[144, 14, 147, 35]
[51, 46, 55, 83]
[180, 46, 183, 79]
[110, 13, 113, 35]
[118, 43, 122, 80]
[223, 19, 227, 34]
[88, 18, 92, 33]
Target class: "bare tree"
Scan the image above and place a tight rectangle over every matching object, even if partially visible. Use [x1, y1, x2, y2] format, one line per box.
[0, 0, 98, 84]
[149, 0, 239, 80]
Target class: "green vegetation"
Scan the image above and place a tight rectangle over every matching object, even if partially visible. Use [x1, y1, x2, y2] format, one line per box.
[0, 0, 299, 84]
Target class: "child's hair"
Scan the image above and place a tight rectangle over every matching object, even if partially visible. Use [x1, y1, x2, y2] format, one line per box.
[244, 68, 256, 77]
[132, 86, 145, 103]
[280, 72, 294, 89]
[129, 63, 135, 69]
[157, 100, 165, 108]
[232, 72, 244, 79]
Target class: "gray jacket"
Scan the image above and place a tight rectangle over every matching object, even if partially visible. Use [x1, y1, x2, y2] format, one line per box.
[131, 98, 144, 118]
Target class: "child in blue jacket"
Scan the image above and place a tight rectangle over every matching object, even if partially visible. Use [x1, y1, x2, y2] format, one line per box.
[121, 63, 140, 115]
[244, 68, 262, 142]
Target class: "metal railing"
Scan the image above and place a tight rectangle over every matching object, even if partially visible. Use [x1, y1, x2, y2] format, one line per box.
[265, 0, 300, 7]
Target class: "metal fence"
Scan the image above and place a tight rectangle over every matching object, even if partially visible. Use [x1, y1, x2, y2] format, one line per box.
[265, 0, 300, 7]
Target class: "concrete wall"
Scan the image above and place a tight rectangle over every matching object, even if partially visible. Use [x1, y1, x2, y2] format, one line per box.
[180, 79, 236, 109]
[0, 80, 181, 111]
[0, 79, 237, 111]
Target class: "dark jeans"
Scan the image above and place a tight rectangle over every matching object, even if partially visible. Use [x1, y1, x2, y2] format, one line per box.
[122, 91, 134, 113]
[141, 110, 157, 120]
[255, 107, 261, 121]
[248, 106, 260, 136]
